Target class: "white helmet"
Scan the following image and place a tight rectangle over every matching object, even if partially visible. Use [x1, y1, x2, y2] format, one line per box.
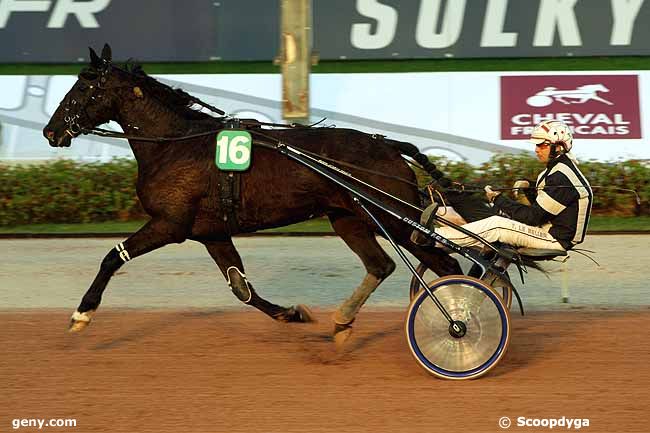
[528, 120, 573, 152]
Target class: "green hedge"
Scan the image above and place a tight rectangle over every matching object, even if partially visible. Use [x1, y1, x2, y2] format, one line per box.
[1, 155, 648, 226]
[0, 159, 144, 226]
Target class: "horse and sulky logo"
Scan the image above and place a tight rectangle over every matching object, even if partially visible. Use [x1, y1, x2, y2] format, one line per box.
[501, 75, 641, 140]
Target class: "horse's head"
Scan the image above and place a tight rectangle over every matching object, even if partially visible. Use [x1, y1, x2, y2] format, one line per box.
[43, 44, 124, 147]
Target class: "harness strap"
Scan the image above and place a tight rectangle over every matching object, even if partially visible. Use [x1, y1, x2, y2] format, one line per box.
[218, 170, 241, 235]
[249, 130, 420, 188]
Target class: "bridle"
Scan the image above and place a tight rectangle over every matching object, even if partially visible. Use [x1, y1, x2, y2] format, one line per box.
[62, 62, 113, 139]
[61, 59, 233, 143]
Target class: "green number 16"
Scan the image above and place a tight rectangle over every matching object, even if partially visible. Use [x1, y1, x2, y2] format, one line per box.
[215, 130, 252, 171]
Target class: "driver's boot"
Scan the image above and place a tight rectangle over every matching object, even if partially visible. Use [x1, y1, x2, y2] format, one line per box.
[410, 202, 439, 246]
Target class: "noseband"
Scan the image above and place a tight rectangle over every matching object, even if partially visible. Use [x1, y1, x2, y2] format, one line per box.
[63, 101, 83, 138]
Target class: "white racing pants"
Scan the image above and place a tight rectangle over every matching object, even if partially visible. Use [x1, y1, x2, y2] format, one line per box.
[435, 215, 566, 251]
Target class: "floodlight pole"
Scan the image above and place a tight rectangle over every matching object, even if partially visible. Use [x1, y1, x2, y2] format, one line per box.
[277, 0, 316, 125]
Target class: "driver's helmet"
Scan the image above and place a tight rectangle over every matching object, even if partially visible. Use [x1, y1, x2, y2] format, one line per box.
[528, 120, 573, 152]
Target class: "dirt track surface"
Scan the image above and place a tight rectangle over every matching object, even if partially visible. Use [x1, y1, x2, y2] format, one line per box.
[1, 309, 649, 433]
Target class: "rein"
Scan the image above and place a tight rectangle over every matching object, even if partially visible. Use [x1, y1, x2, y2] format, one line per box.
[81, 125, 219, 142]
[82, 123, 642, 208]
[249, 128, 422, 188]
[453, 184, 641, 205]
[79, 123, 422, 189]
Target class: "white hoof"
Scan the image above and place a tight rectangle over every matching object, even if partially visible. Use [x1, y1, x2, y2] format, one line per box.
[68, 310, 95, 333]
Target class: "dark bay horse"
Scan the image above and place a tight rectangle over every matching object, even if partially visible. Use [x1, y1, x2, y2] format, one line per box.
[43, 45, 462, 343]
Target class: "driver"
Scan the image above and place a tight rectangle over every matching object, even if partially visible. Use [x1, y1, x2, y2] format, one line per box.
[424, 120, 593, 252]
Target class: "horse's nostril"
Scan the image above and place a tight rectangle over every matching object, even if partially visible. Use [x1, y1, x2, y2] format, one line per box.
[47, 131, 55, 138]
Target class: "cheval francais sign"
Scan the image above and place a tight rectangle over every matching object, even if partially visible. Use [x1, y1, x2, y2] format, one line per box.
[500, 75, 641, 140]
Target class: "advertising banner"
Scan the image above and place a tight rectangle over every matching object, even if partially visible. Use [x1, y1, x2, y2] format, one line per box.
[501, 75, 642, 140]
[315, 0, 650, 59]
[0, 0, 278, 63]
[1, 0, 650, 62]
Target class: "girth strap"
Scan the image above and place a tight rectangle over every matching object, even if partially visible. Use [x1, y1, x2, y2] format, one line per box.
[218, 170, 241, 235]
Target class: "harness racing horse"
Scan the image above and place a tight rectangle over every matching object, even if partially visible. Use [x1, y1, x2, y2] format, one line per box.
[43, 45, 462, 344]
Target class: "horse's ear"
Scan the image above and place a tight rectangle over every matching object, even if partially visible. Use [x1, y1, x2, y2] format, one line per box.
[101, 43, 112, 62]
[89, 47, 101, 68]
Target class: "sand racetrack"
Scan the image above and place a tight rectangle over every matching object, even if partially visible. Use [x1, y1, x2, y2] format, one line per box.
[1, 308, 649, 433]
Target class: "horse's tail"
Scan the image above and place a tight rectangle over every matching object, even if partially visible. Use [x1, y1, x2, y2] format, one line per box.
[384, 138, 450, 187]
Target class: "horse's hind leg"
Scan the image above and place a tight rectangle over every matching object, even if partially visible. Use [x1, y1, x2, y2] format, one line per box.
[202, 239, 314, 323]
[329, 214, 396, 345]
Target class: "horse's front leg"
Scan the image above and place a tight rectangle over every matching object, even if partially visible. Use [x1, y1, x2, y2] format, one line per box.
[69, 219, 187, 332]
[202, 239, 314, 323]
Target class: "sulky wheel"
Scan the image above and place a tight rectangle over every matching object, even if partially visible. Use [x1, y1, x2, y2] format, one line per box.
[409, 262, 512, 310]
[405, 275, 511, 380]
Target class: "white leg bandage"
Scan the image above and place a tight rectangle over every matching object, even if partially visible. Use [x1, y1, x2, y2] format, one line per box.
[226, 266, 252, 304]
[115, 242, 131, 262]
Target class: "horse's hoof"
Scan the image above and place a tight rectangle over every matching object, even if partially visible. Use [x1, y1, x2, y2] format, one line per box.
[333, 322, 353, 350]
[68, 310, 94, 333]
[294, 304, 316, 323]
[276, 305, 316, 323]
[68, 319, 89, 333]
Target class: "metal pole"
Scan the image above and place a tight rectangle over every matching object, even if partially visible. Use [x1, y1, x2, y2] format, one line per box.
[562, 260, 569, 303]
[278, 0, 312, 125]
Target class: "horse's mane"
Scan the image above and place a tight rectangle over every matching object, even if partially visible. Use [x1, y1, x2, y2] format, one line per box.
[117, 62, 216, 122]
